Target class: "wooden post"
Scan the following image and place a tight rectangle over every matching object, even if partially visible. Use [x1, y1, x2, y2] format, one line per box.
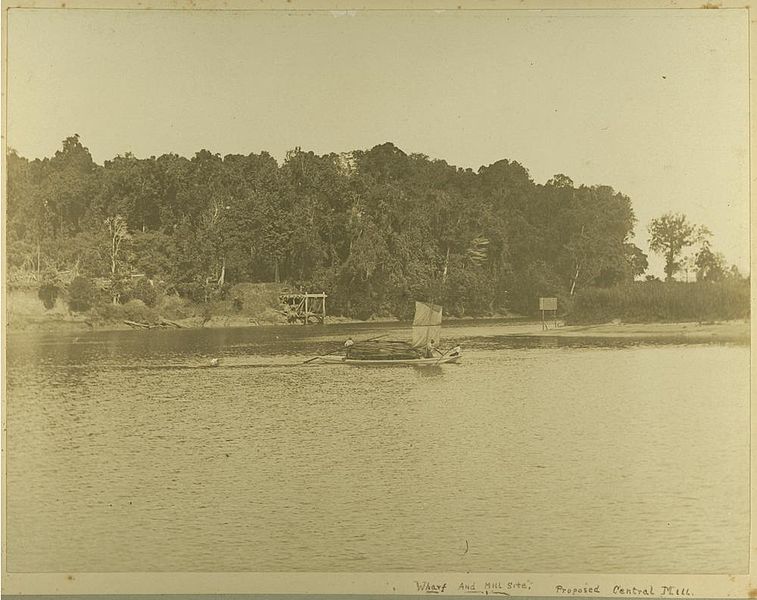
[304, 294, 309, 325]
[322, 292, 326, 324]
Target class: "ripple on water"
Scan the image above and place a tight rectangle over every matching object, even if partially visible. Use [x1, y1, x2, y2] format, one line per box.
[4, 328, 750, 573]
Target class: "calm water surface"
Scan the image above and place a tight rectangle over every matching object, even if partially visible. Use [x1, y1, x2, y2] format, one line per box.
[5, 322, 750, 573]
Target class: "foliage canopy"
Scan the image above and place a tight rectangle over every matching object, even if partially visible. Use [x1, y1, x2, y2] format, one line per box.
[8, 136, 649, 317]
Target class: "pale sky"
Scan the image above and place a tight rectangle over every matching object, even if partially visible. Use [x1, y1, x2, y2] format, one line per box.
[5, 7, 750, 276]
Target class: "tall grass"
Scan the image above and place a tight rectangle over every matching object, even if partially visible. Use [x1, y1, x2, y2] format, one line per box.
[568, 280, 750, 324]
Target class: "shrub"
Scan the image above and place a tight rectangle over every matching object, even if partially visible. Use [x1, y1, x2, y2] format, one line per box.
[95, 302, 126, 321]
[158, 293, 191, 319]
[229, 282, 286, 316]
[123, 299, 159, 324]
[176, 281, 230, 303]
[345, 295, 375, 321]
[67, 276, 98, 312]
[125, 278, 159, 307]
[95, 299, 159, 324]
[38, 283, 59, 310]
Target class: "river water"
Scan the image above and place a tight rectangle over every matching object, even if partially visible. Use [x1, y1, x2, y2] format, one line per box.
[5, 321, 749, 574]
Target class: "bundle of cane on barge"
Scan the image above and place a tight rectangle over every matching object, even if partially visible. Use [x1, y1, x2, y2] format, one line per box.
[305, 302, 462, 366]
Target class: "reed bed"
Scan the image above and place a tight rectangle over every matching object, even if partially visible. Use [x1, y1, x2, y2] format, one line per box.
[568, 280, 750, 324]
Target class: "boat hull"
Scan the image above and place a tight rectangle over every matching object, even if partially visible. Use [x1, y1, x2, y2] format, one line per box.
[317, 354, 462, 366]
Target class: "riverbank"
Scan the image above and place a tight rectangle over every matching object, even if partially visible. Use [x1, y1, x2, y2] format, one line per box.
[5, 286, 402, 333]
[520, 320, 751, 343]
[8, 311, 748, 345]
[4, 310, 397, 333]
[6, 290, 749, 342]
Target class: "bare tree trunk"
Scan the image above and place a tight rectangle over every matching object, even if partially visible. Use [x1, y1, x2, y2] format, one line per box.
[111, 237, 117, 276]
[570, 262, 581, 296]
[111, 234, 118, 304]
[569, 225, 586, 296]
[218, 257, 226, 286]
[442, 246, 450, 283]
[107, 216, 128, 305]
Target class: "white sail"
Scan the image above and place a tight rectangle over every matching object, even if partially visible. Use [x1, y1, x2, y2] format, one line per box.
[411, 301, 442, 348]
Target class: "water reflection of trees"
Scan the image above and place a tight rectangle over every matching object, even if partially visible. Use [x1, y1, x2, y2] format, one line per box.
[413, 365, 444, 378]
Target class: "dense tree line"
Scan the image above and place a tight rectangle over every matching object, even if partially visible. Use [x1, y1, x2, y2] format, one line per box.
[7, 135, 648, 318]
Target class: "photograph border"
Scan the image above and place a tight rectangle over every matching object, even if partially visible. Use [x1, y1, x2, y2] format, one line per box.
[1, 0, 753, 597]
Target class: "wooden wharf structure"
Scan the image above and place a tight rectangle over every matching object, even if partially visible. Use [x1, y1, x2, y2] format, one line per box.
[279, 292, 327, 324]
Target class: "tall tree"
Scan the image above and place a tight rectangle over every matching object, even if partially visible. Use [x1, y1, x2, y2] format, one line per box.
[41, 134, 99, 235]
[558, 186, 635, 295]
[648, 213, 704, 282]
[105, 215, 131, 303]
[694, 238, 727, 282]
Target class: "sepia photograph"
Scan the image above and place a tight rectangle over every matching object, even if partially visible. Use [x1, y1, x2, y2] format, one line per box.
[2, 1, 752, 597]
